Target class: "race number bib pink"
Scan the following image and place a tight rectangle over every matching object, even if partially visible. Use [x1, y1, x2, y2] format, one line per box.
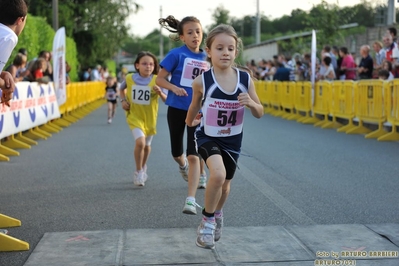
[131, 85, 150, 105]
[180, 58, 209, 87]
[203, 98, 244, 137]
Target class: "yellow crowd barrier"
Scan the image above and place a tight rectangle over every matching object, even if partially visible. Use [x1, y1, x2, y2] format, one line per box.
[255, 80, 399, 142]
[379, 80, 399, 141]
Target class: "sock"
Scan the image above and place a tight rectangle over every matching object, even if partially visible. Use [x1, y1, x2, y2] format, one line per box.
[215, 210, 223, 218]
[186, 196, 195, 202]
[202, 208, 215, 218]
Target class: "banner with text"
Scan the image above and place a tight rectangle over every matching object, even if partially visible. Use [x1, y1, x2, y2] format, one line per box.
[0, 82, 61, 139]
[53, 27, 67, 106]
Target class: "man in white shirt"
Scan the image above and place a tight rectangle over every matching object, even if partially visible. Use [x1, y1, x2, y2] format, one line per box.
[0, 0, 28, 106]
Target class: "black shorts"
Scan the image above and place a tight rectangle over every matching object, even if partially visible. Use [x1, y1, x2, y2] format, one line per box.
[198, 141, 238, 180]
[167, 106, 198, 157]
[107, 100, 117, 104]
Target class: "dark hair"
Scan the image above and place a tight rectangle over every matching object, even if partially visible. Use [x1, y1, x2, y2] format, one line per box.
[38, 50, 49, 58]
[378, 69, 390, 79]
[384, 60, 393, 71]
[324, 45, 331, 53]
[159, 15, 201, 41]
[18, 48, 27, 56]
[0, 0, 28, 25]
[339, 47, 348, 55]
[323, 56, 332, 66]
[13, 53, 27, 66]
[388, 27, 397, 37]
[134, 51, 159, 75]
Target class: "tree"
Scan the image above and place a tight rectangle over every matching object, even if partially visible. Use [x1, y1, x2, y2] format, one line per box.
[28, 0, 140, 67]
[207, 5, 231, 32]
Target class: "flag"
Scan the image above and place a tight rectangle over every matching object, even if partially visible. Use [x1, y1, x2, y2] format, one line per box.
[52, 27, 66, 106]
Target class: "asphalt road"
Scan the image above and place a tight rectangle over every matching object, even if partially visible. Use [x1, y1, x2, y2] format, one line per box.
[1, 101, 398, 266]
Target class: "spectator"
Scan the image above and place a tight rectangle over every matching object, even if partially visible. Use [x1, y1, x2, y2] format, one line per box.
[273, 62, 290, 81]
[65, 61, 71, 85]
[318, 56, 335, 81]
[324, 45, 337, 72]
[0, 0, 28, 106]
[31, 58, 49, 83]
[378, 69, 391, 81]
[357, 45, 373, 80]
[90, 64, 102, 81]
[5, 52, 28, 82]
[373, 41, 385, 76]
[382, 34, 398, 63]
[339, 47, 356, 80]
[382, 61, 394, 80]
[387, 27, 397, 43]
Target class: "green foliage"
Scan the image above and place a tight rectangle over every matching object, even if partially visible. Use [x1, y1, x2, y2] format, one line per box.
[28, 0, 140, 67]
[105, 60, 116, 77]
[6, 14, 79, 82]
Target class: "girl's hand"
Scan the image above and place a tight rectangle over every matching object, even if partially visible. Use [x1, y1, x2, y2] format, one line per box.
[192, 112, 202, 126]
[153, 85, 162, 95]
[121, 100, 130, 111]
[172, 86, 188, 96]
[237, 92, 254, 108]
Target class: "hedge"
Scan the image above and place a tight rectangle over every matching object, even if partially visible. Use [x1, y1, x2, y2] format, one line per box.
[6, 14, 79, 82]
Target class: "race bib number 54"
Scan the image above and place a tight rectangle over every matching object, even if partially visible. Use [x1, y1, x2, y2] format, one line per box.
[204, 98, 244, 137]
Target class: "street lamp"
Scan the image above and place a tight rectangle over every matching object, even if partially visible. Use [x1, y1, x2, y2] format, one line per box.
[52, 0, 59, 30]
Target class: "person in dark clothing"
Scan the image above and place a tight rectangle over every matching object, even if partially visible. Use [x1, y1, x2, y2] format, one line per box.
[357, 45, 374, 80]
[273, 62, 290, 81]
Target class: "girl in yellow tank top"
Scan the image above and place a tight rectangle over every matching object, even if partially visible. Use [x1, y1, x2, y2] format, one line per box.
[119, 51, 166, 186]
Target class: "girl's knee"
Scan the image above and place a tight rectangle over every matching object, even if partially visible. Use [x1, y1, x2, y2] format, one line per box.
[209, 170, 226, 186]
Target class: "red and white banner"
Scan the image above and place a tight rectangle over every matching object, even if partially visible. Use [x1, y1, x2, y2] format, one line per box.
[53, 27, 67, 106]
[0, 82, 61, 139]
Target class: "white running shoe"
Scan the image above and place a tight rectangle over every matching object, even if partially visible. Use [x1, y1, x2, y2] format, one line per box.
[182, 198, 202, 215]
[179, 158, 189, 182]
[198, 173, 207, 189]
[215, 216, 223, 242]
[133, 171, 145, 186]
[107, 118, 112, 124]
[196, 219, 216, 249]
[143, 165, 148, 183]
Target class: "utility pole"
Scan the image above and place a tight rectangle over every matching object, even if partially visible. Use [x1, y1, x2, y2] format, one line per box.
[52, 0, 59, 30]
[159, 6, 164, 59]
[255, 0, 260, 44]
[387, 0, 396, 25]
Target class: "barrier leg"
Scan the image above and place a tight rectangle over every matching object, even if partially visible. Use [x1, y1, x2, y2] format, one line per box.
[337, 119, 356, 133]
[322, 116, 343, 129]
[24, 128, 47, 140]
[0, 144, 19, 157]
[39, 123, 62, 134]
[378, 125, 399, 141]
[0, 153, 10, 161]
[53, 117, 71, 127]
[15, 132, 37, 146]
[3, 135, 31, 150]
[0, 234, 30, 251]
[346, 120, 372, 135]
[314, 115, 329, 127]
[0, 214, 21, 228]
[34, 127, 52, 138]
[365, 122, 388, 139]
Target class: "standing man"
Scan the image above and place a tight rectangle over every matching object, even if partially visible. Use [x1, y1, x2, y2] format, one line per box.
[0, 0, 28, 106]
[357, 45, 374, 80]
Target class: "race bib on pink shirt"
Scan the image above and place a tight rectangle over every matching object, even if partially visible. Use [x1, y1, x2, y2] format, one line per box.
[203, 98, 244, 137]
[180, 58, 209, 87]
